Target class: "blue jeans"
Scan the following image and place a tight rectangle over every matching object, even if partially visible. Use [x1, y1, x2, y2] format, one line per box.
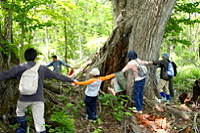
[133, 78, 146, 111]
[85, 95, 98, 120]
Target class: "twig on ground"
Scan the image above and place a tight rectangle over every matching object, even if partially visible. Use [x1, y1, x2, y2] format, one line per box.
[98, 100, 102, 116]
[124, 119, 127, 133]
[167, 112, 176, 131]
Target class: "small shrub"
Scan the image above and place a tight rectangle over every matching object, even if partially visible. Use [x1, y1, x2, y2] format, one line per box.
[173, 65, 200, 93]
[98, 94, 131, 121]
[48, 108, 75, 133]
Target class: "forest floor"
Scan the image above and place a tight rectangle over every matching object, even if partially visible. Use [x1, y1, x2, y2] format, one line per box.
[1, 81, 199, 133]
[73, 92, 200, 133]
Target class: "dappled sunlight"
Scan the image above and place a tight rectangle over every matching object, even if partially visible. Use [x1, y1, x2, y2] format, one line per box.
[180, 104, 192, 112]
[154, 103, 165, 112]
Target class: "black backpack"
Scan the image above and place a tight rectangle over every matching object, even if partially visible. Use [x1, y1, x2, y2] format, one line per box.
[171, 62, 177, 76]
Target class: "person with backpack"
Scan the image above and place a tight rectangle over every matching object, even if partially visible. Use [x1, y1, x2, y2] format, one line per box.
[0, 48, 76, 133]
[122, 50, 150, 113]
[46, 55, 73, 73]
[149, 53, 173, 103]
[169, 61, 177, 99]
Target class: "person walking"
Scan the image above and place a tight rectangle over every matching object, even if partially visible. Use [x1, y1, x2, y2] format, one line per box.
[0, 48, 75, 133]
[46, 55, 73, 73]
[122, 50, 150, 113]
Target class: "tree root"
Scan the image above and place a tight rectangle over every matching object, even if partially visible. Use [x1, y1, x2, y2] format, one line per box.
[193, 112, 200, 133]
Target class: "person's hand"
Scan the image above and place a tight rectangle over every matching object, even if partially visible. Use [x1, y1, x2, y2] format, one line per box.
[72, 80, 79, 87]
[148, 61, 153, 64]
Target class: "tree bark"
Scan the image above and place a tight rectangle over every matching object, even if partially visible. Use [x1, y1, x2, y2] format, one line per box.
[0, 1, 19, 118]
[0, 24, 20, 117]
[88, 0, 176, 99]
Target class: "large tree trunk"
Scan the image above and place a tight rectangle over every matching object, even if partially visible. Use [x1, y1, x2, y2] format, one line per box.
[0, 0, 19, 119]
[88, 0, 176, 99]
[0, 24, 20, 120]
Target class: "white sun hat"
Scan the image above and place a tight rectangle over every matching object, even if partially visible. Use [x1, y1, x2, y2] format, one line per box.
[89, 68, 100, 76]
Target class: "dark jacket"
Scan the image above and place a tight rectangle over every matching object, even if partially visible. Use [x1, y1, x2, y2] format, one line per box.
[153, 59, 169, 81]
[0, 61, 74, 102]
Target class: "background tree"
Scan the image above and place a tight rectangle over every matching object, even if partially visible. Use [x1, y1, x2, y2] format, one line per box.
[163, 1, 200, 64]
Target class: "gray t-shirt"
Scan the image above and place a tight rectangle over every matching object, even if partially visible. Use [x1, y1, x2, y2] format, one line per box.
[0, 61, 74, 102]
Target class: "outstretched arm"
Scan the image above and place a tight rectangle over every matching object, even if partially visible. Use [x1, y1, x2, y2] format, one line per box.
[46, 62, 53, 67]
[73, 78, 98, 85]
[59, 60, 72, 68]
[74, 74, 115, 85]
[45, 67, 74, 82]
[98, 74, 115, 81]
[0, 66, 17, 81]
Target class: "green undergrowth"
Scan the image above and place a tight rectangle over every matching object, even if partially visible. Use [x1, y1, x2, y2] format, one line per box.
[45, 65, 200, 132]
[173, 65, 200, 93]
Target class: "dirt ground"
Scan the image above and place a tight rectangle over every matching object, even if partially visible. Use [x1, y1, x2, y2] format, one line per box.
[74, 98, 200, 133]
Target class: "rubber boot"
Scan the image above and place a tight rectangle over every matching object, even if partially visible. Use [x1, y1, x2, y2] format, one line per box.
[16, 116, 27, 133]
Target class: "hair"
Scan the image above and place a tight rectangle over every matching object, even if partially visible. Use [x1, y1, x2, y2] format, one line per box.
[127, 50, 138, 60]
[93, 75, 100, 78]
[25, 48, 37, 61]
[52, 55, 57, 59]
[179, 92, 190, 104]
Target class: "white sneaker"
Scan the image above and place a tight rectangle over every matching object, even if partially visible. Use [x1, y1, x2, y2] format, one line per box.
[137, 111, 143, 114]
[132, 107, 137, 113]
[166, 99, 170, 104]
[132, 107, 137, 110]
[160, 97, 167, 102]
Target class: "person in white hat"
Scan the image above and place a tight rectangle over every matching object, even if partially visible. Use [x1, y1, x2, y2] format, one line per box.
[74, 68, 115, 121]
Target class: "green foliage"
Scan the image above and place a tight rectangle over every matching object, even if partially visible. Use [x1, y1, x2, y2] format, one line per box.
[98, 94, 131, 122]
[175, 1, 200, 14]
[1, 0, 113, 64]
[164, 1, 199, 48]
[48, 108, 75, 133]
[173, 65, 200, 92]
[0, 43, 18, 55]
[170, 39, 192, 47]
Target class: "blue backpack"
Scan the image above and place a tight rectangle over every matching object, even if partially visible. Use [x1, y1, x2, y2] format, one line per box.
[166, 60, 174, 77]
